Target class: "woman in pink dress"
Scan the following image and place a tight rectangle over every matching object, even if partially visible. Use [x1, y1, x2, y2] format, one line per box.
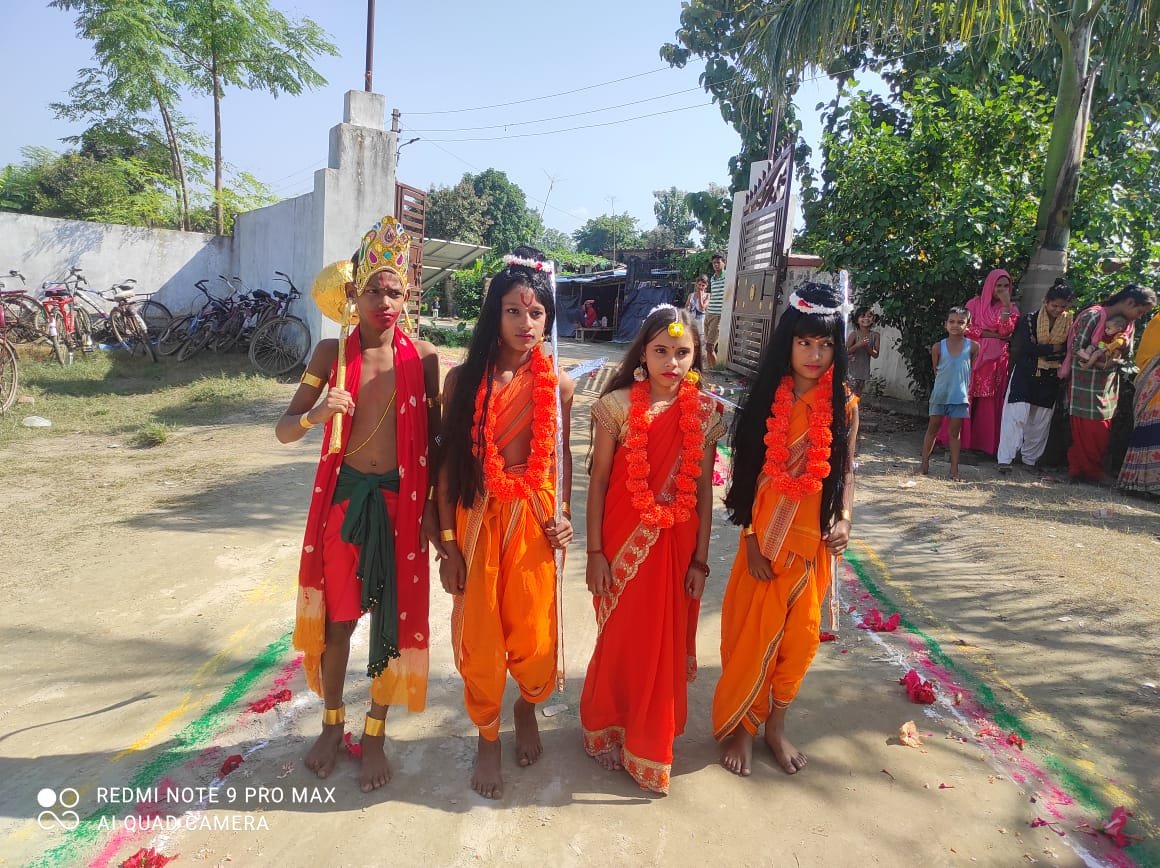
[939, 269, 1018, 455]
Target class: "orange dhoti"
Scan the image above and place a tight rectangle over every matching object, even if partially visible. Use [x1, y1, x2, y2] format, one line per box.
[450, 358, 559, 741]
[580, 389, 723, 793]
[712, 391, 837, 740]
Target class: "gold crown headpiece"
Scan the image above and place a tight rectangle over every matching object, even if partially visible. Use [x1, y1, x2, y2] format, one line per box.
[356, 215, 411, 292]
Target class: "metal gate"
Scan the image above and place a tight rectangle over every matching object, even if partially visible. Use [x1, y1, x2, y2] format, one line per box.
[394, 181, 427, 333]
[727, 141, 794, 376]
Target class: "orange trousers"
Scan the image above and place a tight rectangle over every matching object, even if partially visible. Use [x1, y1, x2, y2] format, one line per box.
[451, 490, 557, 740]
[712, 548, 823, 740]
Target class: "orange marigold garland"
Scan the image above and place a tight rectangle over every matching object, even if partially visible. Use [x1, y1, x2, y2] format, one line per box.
[626, 378, 707, 528]
[473, 345, 558, 501]
[762, 369, 834, 500]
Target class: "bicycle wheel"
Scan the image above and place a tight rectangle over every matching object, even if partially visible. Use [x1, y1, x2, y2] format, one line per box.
[2, 295, 41, 343]
[74, 308, 94, 356]
[0, 340, 18, 413]
[208, 308, 245, 353]
[48, 311, 70, 366]
[177, 316, 213, 361]
[157, 315, 191, 357]
[249, 315, 310, 376]
[109, 309, 155, 361]
[139, 300, 172, 338]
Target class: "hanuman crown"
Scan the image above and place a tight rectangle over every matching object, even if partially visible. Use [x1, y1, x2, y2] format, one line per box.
[355, 215, 411, 292]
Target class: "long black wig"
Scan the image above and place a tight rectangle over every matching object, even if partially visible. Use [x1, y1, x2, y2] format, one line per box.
[441, 246, 556, 509]
[724, 281, 851, 531]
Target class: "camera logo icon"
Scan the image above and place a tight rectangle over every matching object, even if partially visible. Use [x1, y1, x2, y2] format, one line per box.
[36, 788, 80, 831]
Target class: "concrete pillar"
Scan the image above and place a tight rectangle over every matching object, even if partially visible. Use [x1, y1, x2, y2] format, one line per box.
[308, 89, 399, 339]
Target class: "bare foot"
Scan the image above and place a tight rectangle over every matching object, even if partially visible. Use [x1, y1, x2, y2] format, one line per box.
[593, 747, 622, 771]
[472, 736, 503, 799]
[304, 723, 344, 779]
[949, 472, 965, 483]
[513, 697, 543, 767]
[359, 732, 392, 792]
[720, 728, 753, 777]
[764, 725, 807, 774]
[919, 463, 930, 476]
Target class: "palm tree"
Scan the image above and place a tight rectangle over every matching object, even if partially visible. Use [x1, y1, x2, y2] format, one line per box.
[732, 0, 1159, 304]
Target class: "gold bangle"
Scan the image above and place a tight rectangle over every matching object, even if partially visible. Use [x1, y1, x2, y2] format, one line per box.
[363, 714, 385, 737]
[440, 529, 456, 542]
[841, 509, 852, 522]
[742, 525, 756, 537]
[562, 501, 570, 514]
[300, 371, 325, 389]
[322, 704, 345, 726]
[298, 413, 315, 430]
[428, 485, 436, 502]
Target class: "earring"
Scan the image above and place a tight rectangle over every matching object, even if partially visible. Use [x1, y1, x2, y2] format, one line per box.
[633, 364, 647, 382]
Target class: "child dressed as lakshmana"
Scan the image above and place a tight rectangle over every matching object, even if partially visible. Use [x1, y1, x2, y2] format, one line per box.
[276, 216, 442, 793]
[436, 247, 575, 800]
[581, 305, 725, 794]
[714, 281, 859, 778]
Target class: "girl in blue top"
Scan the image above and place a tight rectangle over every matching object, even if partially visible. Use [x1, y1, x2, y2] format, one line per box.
[921, 307, 980, 480]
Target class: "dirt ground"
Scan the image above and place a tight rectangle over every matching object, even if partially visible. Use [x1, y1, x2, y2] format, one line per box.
[1, 342, 1157, 867]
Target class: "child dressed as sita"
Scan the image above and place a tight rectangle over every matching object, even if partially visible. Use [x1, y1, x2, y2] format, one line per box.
[713, 282, 859, 778]
[580, 305, 726, 794]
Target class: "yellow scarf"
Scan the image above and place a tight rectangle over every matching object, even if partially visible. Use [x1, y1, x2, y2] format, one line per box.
[1036, 308, 1072, 371]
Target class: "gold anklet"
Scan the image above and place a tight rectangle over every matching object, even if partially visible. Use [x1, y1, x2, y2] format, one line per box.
[322, 705, 345, 726]
[363, 714, 385, 737]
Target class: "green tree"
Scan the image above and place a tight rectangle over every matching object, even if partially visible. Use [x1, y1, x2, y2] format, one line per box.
[573, 213, 642, 257]
[163, 0, 336, 234]
[537, 226, 575, 251]
[673, 0, 1160, 304]
[425, 176, 491, 243]
[684, 183, 732, 250]
[652, 187, 696, 247]
[51, 0, 199, 228]
[470, 169, 543, 253]
[797, 72, 1050, 395]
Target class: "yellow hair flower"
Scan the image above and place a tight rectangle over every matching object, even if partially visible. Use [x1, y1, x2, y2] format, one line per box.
[667, 321, 685, 338]
[684, 370, 700, 384]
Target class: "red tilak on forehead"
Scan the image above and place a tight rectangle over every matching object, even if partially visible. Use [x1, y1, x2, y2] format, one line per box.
[519, 289, 535, 309]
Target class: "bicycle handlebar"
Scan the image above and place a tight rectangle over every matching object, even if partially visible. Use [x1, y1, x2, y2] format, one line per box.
[8, 270, 25, 282]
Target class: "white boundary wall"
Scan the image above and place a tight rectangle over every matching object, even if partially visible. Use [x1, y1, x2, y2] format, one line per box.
[0, 212, 231, 315]
[0, 90, 399, 344]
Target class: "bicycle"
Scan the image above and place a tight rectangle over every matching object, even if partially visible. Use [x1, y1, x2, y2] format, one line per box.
[0, 270, 42, 344]
[172, 277, 238, 362]
[0, 300, 20, 414]
[249, 272, 310, 376]
[39, 268, 93, 366]
[102, 285, 157, 362]
[73, 279, 173, 348]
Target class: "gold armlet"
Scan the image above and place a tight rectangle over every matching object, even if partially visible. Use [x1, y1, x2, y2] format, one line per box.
[298, 413, 316, 430]
[322, 704, 345, 726]
[300, 371, 325, 389]
[440, 529, 456, 542]
[363, 714, 385, 737]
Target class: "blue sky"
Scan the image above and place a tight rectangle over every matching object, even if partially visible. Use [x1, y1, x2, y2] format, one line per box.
[1, 0, 844, 238]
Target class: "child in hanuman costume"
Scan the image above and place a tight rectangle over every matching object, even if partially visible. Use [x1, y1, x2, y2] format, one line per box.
[714, 281, 859, 778]
[277, 215, 442, 792]
[437, 247, 575, 800]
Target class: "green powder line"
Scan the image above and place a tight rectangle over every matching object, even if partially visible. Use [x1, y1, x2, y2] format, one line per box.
[845, 550, 1111, 820]
[31, 631, 293, 868]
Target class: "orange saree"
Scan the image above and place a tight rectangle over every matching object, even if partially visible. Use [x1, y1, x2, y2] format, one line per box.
[711, 388, 854, 740]
[581, 389, 724, 793]
[450, 357, 559, 740]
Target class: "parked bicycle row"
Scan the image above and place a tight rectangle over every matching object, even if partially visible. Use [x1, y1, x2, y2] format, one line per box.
[0, 267, 311, 377]
[156, 271, 310, 375]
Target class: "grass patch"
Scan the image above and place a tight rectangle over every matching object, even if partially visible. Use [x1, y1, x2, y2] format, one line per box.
[0, 349, 289, 446]
[132, 422, 173, 447]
